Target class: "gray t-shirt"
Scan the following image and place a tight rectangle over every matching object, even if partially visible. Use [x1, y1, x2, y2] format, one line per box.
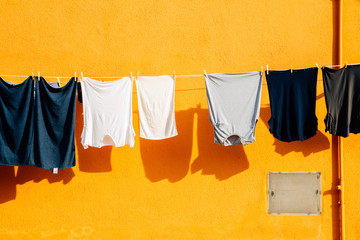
[204, 71, 262, 146]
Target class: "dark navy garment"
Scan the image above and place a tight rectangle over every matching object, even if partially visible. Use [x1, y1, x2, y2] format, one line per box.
[77, 83, 83, 103]
[0, 77, 34, 166]
[322, 65, 360, 137]
[6, 81, 60, 98]
[29, 77, 78, 169]
[266, 67, 318, 142]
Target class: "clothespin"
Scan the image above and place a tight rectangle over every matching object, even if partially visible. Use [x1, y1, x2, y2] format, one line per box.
[173, 71, 176, 80]
[31, 72, 35, 80]
[345, 61, 348, 68]
[261, 66, 264, 76]
[38, 71, 41, 80]
[130, 72, 133, 81]
[57, 77, 61, 87]
[290, 65, 293, 73]
[74, 72, 77, 81]
[316, 63, 320, 69]
[266, 65, 269, 75]
[81, 72, 84, 82]
[203, 69, 208, 78]
[137, 72, 140, 80]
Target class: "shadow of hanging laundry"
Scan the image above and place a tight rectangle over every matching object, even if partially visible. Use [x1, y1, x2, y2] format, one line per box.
[272, 131, 330, 156]
[16, 165, 75, 184]
[191, 106, 249, 180]
[316, 92, 324, 100]
[0, 166, 16, 204]
[139, 110, 195, 183]
[75, 101, 113, 173]
[259, 106, 330, 156]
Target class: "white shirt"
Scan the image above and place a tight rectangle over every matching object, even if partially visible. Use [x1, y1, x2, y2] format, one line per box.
[80, 77, 135, 148]
[136, 76, 177, 140]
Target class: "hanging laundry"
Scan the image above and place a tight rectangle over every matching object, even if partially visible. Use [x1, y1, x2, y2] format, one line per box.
[28, 77, 78, 169]
[80, 77, 135, 148]
[204, 72, 262, 146]
[0, 77, 34, 166]
[136, 76, 177, 140]
[77, 82, 83, 103]
[322, 65, 360, 137]
[6, 81, 60, 97]
[266, 67, 318, 142]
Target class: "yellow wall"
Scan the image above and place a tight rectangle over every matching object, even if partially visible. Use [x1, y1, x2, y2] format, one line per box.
[0, 0, 357, 239]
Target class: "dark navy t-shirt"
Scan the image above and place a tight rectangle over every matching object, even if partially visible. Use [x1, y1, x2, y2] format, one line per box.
[266, 67, 318, 142]
[0, 77, 34, 166]
[29, 77, 78, 169]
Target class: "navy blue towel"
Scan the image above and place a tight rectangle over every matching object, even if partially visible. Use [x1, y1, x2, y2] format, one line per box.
[266, 67, 318, 142]
[29, 77, 78, 169]
[322, 65, 360, 137]
[0, 77, 34, 166]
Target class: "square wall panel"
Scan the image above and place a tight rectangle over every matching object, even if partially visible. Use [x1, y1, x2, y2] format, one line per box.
[268, 172, 321, 215]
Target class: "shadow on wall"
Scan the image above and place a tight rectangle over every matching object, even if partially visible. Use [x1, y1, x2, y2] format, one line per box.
[0, 166, 16, 204]
[0, 164, 75, 204]
[191, 107, 249, 180]
[0, 101, 86, 204]
[75, 100, 113, 173]
[140, 106, 249, 182]
[16, 165, 75, 185]
[139, 110, 195, 183]
[259, 106, 330, 156]
[2, 98, 114, 203]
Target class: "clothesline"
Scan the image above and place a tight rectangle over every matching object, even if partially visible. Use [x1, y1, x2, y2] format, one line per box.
[1, 63, 358, 83]
[0, 73, 204, 79]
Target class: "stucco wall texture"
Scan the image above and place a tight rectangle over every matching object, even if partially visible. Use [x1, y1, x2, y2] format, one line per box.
[0, 0, 358, 239]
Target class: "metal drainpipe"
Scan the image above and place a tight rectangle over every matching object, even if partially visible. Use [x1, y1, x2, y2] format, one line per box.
[336, 0, 345, 239]
[338, 135, 345, 240]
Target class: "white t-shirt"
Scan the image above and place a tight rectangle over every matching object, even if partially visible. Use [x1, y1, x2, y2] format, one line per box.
[135, 76, 177, 140]
[80, 77, 135, 148]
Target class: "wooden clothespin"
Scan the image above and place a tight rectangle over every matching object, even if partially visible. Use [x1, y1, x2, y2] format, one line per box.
[130, 72, 133, 81]
[203, 69, 208, 78]
[173, 71, 176, 80]
[345, 61, 348, 68]
[31, 72, 35, 80]
[266, 65, 269, 75]
[137, 72, 140, 80]
[316, 63, 320, 69]
[261, 66, 264, 76]
[38, 71, 41, 80]
[290, 65, 293, 73]
[57, 77, 61, 87]
[81, 72, 84, 82]
[74, 72, 77, 81]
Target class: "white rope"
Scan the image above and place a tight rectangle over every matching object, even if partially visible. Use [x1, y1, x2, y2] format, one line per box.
[323, 63, 360, 68]
[176, 74, 204, 78]
[0, 74, 205, 81]
[0, 62, 359, 82]
[0, 75, 74, 79]
[87, 74, 205, 79]
[325, 64, 344, 68]
[86, 76, 126, 79]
